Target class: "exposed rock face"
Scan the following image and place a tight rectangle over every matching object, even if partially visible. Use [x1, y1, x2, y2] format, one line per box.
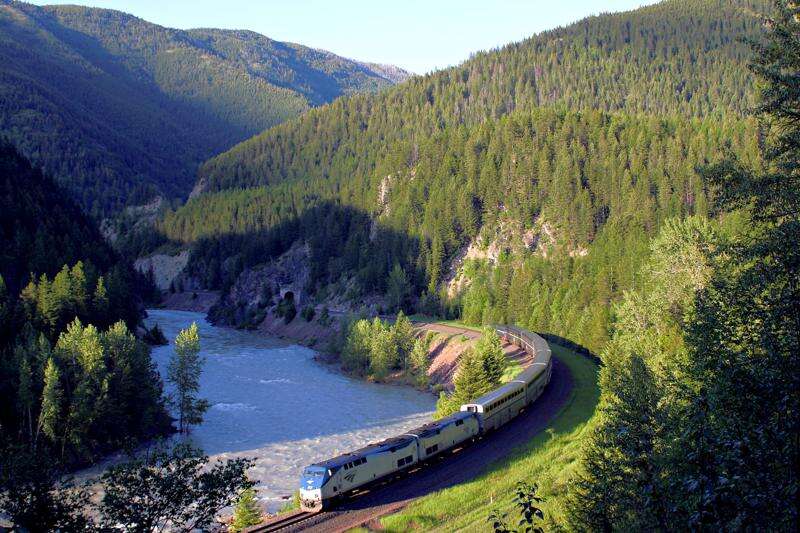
[134, 250, 190, 290]
[444, 217, 562, 298]
[208, 242, 311, 327]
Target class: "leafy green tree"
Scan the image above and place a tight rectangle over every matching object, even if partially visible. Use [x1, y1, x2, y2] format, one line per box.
[168, 322, 209, 433]
[368, 318, 396, 379]
[0, 447, 91, 532]
[230, 487, 263, 531]
[342, 318, 373, 375]
[98, 443, 254, 532]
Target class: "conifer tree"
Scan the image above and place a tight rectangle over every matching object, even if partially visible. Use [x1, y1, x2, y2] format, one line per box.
[168, 322, 209, 433]
[230, 488, 263, 531]
[392, 311, 415, 373]
[436, 348, 491, 418]
[475, 328, 506, 387]
[37, 358, 62, 446]
[17, 350, 34, 442]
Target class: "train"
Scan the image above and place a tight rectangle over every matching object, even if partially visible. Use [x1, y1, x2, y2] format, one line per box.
[298, 325, 553, 512]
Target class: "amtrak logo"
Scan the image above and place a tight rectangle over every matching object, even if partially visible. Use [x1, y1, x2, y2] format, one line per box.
[344, 473, 356, 483]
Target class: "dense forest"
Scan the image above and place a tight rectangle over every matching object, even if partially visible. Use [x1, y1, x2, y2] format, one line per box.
[0, 142, 169, 466]
[0, 0, 407, 215]
[568, 2, 799, 527]
[156, 0, 767, 353]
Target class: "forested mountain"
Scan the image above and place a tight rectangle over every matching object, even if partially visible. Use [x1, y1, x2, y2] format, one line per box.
[0, 142, 170, 466]
[159, 0, 767, 353]
[0, 0, 408, 215]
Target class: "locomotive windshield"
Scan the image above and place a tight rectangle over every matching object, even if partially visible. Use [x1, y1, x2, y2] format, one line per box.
[300, 466, 330, 489]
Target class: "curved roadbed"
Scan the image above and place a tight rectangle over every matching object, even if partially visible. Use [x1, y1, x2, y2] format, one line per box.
[280, 355, 573, 532]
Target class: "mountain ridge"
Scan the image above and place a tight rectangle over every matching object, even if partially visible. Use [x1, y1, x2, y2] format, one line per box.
[0, 0, 409, 215]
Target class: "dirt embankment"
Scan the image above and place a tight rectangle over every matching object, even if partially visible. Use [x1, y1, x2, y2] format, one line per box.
[413, 323, 530, 390]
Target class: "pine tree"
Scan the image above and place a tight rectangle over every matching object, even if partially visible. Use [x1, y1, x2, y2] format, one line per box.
[386, 263, 410, 312]
[168, 322, 209, 433]
[409, 333, 432, 385]
[229, 488, 263, 532]
[93, 276, 109, 319]
[392, 311, 415, 373]
[475, 328, 506, 387]
[17, 349, 34, 442]
[436, 348, 491, 418]
[37, 358, 62, 446]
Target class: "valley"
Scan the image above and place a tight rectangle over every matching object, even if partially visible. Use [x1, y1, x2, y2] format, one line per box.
[1, 0, 798, 530]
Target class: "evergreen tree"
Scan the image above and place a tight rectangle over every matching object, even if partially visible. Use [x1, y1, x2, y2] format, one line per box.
[409, 333, 433, 386]
[436, 348, 491, 418]
[475, 328, 507, 386]
[16, 350, 34, 443]
[392, 311, 415, 373]
[386, 264, 410, 312]
[36, 358, 62, 446]
[230, 488, 263, 531]
[168, 322, 209, 433]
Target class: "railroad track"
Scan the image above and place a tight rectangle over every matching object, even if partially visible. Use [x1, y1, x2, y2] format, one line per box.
[245, 510, 317, 532]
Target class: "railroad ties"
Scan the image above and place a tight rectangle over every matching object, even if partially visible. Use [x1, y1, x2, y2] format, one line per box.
[244, 510, 316, 532]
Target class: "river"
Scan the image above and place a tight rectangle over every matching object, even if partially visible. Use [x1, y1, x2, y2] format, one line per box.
[144, 309, 436, 511]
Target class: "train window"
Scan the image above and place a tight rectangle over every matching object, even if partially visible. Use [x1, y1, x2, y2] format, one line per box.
[426, 444, 439, 454]
[455, 419, 463, 426]
[405, 455, 412, 463]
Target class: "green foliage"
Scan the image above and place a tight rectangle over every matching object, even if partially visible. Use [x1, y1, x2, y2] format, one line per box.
[0, 442, 254, 531]
[300, 305, 316, 322]
[152, 2, 766, 356]
[0, 447, 92, 532]
[569, 5, 800, 528]
[489, 481, 546, 533]
[142, 323, 169, 346]
[168, 322, 209, 433]
[275, 294, 297, 324]
[386, 264, 411, 312]
[0, 3, 402, 214]
[409, 332, 434, 386]
[340, 315, 417, 380]
[436, 328, 507, 418]
[230, 488, 263, 531]
[475, 328, 507, 386]
[436, 347, 492, 418]
[97, 443, 254, 531]
[36, 358, 63, 446]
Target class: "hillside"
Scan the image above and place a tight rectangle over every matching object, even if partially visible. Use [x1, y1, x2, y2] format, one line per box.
[196, 0, 765, 194]
[157, 0, 766, 353]
[0, 140, 115, 293]
[0, 0, 409, 215]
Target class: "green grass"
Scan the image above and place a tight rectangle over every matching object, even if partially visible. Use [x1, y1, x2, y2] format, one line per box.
[380, 344, 600, 531]
[500, 358, 523, 384]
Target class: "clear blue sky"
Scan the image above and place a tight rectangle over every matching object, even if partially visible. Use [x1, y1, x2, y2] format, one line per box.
[31, 0, 659, 73]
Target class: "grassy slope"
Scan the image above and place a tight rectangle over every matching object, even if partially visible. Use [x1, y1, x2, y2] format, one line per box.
[380, 344, 600, 531]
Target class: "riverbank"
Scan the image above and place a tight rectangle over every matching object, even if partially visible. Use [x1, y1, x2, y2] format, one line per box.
[155, 293, 531, 392]
[156, 293, 486, 390]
